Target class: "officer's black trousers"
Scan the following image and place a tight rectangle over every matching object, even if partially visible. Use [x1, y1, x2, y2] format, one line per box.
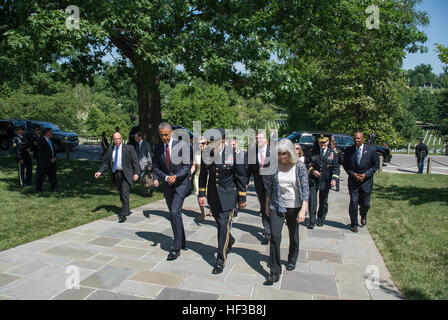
[18, 160, 32, 186]
[212, 209, 234, 266]
[308, 183, 330, 224]
[269, 208, 300, 275]
[36, 164, 57, 192]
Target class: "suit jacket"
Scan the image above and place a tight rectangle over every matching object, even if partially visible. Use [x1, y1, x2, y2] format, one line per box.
[306, 148, 340, 190]
[37, 136, 56, 169]
[99, 143, 141, 185]
[135, 140, 153, 178]
[246, 143, 271, 195]
[152, 139, 192, 199]
[343, 144, 379, 193]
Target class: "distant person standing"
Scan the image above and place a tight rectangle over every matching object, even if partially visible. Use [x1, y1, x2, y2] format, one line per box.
[343, 131, 379, 233]
[100, 131, 109, 160]
[29, 126, 42, 183]
[94, 132, 140, 223]
[12, 125, 32, 187]
[415, 137, 428, 174]
[36, 128, 58, 192]
[368, 130, 376, 144]
[294, 143, 305, 163]
[134, 132, 158, 197]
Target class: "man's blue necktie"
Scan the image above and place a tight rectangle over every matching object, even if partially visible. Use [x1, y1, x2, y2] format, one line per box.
[357, 147, 362, 165]
[112, 146, 118, 173]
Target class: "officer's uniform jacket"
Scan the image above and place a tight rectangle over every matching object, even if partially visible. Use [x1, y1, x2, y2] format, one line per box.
[29, 133, 40, 160]
[198, 145, 247, 212]
[306, 148, 340, 190]
[12, 134, 31, 162]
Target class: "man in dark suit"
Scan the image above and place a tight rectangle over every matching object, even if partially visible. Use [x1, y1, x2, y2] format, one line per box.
[29, 126, 42, 183]
[306, 134, 340, 229]
[95, 132, 140, 223]
[36, 127, 58, 192]
[199, 128, 247, 274]
[246, 131, 271, 244]
[134, 131, 159, 197]
[343, 131, 379, 233]
[152, 122, 192, 261]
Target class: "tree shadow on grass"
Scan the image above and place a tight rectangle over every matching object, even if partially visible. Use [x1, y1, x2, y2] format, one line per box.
[1, 157, 163, 200]
[374, 184, 448, 206]
[92, 205, 122, 215]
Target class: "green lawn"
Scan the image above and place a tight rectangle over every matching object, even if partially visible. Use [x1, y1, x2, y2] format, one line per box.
[0, 154, 164, 252]
[369, 173, 448, 300]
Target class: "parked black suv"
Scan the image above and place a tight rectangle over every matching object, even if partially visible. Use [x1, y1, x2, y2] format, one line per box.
[26, 120, 79, 152]
[0, 119, 27, 150]
[285, 131, 392, 163]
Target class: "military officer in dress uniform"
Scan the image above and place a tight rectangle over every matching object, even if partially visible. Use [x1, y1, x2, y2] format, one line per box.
[198, 129, 247, 274]
[12, 125, 33, 186]
[306, 134, 340, 229]
[29, 125, 42, 183]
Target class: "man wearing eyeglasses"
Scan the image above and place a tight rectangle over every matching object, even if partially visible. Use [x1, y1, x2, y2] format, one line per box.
[306, 134, 340, 229]
[95, 132, 140, 223]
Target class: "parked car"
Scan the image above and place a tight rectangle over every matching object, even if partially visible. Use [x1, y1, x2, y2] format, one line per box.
[285, 131, 392, 163]
[128, 124, 196, 146]
[0, 119, 27, 150]
[25, 120, 79, 152]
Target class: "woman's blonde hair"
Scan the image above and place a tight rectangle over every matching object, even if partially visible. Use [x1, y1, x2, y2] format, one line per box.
[294, 143, 304, 158]
[278, 139, 299, 164]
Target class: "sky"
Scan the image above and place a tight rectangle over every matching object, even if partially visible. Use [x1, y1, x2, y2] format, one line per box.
[402, 0, 448, 75]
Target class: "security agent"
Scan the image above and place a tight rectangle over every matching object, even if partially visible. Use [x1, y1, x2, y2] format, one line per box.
[198, 128, 247, 274]
[306, 134, 340, 228]
[12, 125, 33, 186]
[29, 126, 42, 182]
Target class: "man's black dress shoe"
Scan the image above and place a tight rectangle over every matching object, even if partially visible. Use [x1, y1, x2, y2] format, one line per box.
[261, 236, 270, 245]
[181, 244, 187, 250]
[167, 250, 180, 261]
[317, 220, 324, 227]
[361, 217, 367, 226]
[286, 264, 295, 271]
[350, 226, 358, 233]
[307, 223, 314, 230]
[212, 264, 224, 274]
[118, 216, 127, 223]
[264, 273, 280, 285]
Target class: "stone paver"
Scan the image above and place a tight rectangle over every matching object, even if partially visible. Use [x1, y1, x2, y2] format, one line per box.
[0, 172, 403, 300]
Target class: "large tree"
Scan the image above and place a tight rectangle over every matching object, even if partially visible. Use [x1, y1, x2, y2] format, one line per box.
[1, 0, 280, 143]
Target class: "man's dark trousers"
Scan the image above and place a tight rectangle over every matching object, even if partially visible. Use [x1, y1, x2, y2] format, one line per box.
[348, 184, 371, 226]
[309, 183, 331, 224]
[212, 208, 235, 266]
[165, 187, 187, 250]
[36, 163, 57, 191]
[113, 171, 131, 219]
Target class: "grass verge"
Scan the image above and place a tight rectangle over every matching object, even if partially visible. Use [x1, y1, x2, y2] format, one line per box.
[0, 154, 164, 252]
[369, 173, 448, 300]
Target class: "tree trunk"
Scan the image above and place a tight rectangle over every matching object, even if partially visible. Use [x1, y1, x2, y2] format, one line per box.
[135, 60, 162, 146]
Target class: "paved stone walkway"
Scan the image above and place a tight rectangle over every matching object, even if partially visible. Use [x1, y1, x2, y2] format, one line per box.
[0, 172, 402, 300]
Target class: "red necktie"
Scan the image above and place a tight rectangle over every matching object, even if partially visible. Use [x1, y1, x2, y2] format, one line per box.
[166, 144, 171, 168]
